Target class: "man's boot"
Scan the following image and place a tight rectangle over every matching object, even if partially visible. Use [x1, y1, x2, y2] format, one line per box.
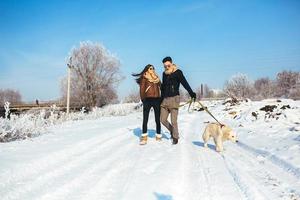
[170, 131, 173, 140]
[172, 138, 178, 145]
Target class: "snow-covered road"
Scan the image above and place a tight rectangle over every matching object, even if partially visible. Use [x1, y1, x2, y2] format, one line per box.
[1, 101, 300, 200]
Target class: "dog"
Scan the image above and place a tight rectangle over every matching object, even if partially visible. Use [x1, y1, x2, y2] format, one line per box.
[202, 123, 238, 152]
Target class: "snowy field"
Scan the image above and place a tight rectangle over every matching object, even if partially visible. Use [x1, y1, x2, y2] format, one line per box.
[0, 99, 300, 200]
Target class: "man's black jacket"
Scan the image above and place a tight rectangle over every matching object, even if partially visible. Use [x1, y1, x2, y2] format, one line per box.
[161, 69, 195, 98]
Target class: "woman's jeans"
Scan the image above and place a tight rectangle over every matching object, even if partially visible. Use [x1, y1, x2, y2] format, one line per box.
[142, 98, 161, 135]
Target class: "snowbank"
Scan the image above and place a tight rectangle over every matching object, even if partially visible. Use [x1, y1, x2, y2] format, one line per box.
[0, 103, 141, 142]
[1, 99, 300, 199]
[197, 98, 300, 168]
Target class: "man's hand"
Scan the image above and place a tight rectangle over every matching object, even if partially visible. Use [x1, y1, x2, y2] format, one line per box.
[190, 92, 196, 101]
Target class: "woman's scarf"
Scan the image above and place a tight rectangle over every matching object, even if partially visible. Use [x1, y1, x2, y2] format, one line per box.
[144, 71, 160, 83]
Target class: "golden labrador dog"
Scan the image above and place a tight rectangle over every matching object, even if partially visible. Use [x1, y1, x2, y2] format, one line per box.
[202, 123, 238, 152]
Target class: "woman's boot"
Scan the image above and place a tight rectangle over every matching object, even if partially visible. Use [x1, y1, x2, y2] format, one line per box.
[140, 133, 148, 145]
[156, 133, 162, 141]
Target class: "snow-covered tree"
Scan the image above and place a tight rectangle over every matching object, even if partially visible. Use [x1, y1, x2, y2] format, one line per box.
[254, 77, 276, 99]
[0, 89, 22, 106]
[224, 73, 254, 99]
[61, 41, 123, 108]
[275, 70, 299, 98]
[124, 90, 140, 103]
[287, 72, 300, 99]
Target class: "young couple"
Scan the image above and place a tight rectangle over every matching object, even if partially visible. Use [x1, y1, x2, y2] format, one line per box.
[132, 56, 196, 145]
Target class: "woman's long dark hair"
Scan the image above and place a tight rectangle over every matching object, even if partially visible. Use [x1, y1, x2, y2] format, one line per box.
[132, 64, 154, 84]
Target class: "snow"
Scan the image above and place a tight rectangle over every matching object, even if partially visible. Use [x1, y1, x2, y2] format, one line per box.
[0, 99, 300, 200]
[0, 103, 141, 142]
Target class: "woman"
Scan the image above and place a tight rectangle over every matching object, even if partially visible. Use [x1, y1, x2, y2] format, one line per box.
[132, 64, 162, 145]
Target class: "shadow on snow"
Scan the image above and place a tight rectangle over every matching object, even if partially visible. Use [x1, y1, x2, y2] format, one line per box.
[133, 127, 169, 139]
[192, 141, 216, 151]
[153, 192, 173, 200]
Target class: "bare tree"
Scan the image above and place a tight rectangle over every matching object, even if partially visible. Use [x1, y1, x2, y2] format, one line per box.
[289, 78, 300, 100]
[224, 73, 254, 99]
[254, 77, 275, 99]
[61, 41, 123, 108]
[275, 70, 299, 98]
[124, 89, 140, 103]
[0, 89, 22, 105]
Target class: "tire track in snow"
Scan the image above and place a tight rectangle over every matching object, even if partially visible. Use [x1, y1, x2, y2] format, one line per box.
[176, 114, 201, 200]
[116, 121, 173, 199]
[94, 142, 148, 200]
[237, 141, 300, 179]
[180, 113, 216, 200]
[223, 144, 300, 200]
[221, 153, 269, 200]
[0, 116, 138, 189]
[194, 145, 213, 200]
[118, 147, 146, 196]
[36, 135, 136, 200]
[193, 112, 245, 200]
[192, 113, 214, 200]
[2, 128, 132, 200]
[75, 116, 168, 199]
[0, 127, 124, 191]
[111, 112, 200, 200]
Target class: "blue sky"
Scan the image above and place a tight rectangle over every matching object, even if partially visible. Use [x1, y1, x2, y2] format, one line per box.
[0, 0, 299, 101]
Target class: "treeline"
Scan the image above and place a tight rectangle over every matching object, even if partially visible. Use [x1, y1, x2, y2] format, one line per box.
[124, 70, 300, 102]
[224, 70, 300, 100]
[1, 41, 298, 108]
[0, 89, 22, 106]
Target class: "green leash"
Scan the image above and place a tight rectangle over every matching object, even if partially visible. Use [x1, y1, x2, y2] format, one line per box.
[195, 100, 224, 127]
[160, 97, 224, 126]
[160, 98, 193, 110]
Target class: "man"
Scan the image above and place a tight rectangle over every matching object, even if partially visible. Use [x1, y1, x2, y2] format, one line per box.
[160, 56, 196, 144]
